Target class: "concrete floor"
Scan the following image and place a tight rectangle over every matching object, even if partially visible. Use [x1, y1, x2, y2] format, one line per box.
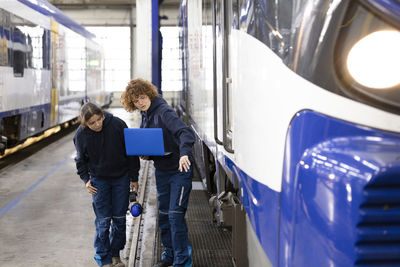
[0, 129, 96, 266]
[0, 108, 141, 267]
[0, 107, 231, 267]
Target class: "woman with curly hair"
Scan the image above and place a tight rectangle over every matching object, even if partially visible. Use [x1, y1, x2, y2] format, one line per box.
[121, 78, 195, 267]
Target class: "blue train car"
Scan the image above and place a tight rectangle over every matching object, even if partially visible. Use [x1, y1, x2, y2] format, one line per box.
[178, 0, 400, 266]
[0, 0, 110, 154]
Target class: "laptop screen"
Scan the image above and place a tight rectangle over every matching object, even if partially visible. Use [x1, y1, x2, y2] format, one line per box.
[124, 128, 165, 156]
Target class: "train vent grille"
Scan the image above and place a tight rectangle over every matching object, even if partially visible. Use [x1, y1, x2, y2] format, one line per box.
[355, 182, 400, 266]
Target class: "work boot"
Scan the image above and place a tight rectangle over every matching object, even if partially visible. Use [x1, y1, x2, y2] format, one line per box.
[112, 257, 125, 267]
[184, 246, 192, 267]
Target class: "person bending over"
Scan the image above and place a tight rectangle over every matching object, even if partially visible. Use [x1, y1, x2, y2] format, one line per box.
[73, 102, 140, 267]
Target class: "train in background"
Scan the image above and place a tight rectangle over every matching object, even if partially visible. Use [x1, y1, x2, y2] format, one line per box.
[178, 0, 400, 266]
[0, 0, 111, 155]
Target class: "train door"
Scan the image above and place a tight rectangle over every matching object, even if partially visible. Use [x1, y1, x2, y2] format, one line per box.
[213, 2, 250, 266]
[213, 0, 234, 153]
[50, 19, 59, 126]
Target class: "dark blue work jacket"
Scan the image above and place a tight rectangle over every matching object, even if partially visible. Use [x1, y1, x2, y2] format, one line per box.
[141, 96, 195, 171]
[73, 112, 140, 184]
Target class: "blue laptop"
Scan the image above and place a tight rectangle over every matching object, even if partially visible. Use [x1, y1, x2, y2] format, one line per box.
[124, 128, 167, 156]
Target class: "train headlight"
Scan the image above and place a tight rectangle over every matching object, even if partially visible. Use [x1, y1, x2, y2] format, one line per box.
[335, 1, 400, 112]
[346, 30, 400, 89]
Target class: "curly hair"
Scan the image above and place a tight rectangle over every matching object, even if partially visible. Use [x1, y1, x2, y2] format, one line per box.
[121, 78, 159, 112]
[79, 102, 103, 127]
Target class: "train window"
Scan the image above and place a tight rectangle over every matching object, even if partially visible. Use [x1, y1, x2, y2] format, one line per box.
[19, 26, 47, 70]
[6, 30, 12, 67]
[12, 27, 25, 77]
[11, 14, 27, 77]
[42, 29, 50, 70]
[238, 0, 292, 59]
[8, 13, 48, 76]
[231, 1, 239, 30]
[0, 9, 11, 67]
[0, 9, 5, 66]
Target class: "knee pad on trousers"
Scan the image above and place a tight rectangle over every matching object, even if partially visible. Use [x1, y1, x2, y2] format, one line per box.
[168, 211, 186, 229]
[96, 217, 111, 239]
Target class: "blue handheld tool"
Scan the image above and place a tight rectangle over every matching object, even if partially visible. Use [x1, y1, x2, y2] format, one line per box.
[129, 190, 142, 217]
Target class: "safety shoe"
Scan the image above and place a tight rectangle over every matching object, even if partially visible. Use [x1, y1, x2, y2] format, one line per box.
[184, 257, 192, 267]
[152, 260, 172, 267]
[184, 246, 193, 267]
[112, 257, 125, 267]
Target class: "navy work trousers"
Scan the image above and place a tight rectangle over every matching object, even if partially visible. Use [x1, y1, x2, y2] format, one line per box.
[155, 167, 193, 267]
[90, 173, 130, 266]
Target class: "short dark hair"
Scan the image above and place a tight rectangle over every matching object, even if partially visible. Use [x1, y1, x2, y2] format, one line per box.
[79, 102, 103, 127]
[121, 78, 158, 112]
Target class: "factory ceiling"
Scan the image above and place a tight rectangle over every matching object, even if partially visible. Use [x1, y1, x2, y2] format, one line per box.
[48, 0, 180, 8]
[47, 0, 181, 26]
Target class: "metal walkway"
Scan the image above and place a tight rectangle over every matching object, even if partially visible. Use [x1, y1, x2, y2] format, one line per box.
[155, 182, 234, 267]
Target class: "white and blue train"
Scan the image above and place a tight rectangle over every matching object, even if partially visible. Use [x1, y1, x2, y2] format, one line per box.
[178, 0, 400, 266]
[0, 0, 110, 154]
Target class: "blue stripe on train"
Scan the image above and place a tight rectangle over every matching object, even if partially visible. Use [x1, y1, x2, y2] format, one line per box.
[223, 110, 400, 267]
[0, 96, 84, 140]
[0, 103, 49, 119]
[0, 103, 51, 140]
[225, 156, 280, 266]
[17, 0, 95, 39]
